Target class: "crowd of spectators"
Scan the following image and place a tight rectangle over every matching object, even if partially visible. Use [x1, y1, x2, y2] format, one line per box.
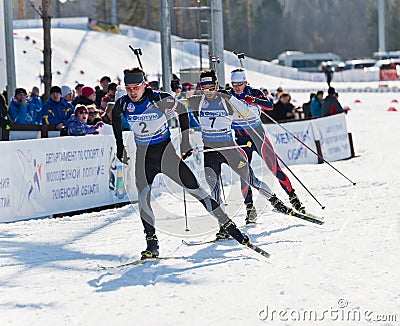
[0, 75, 122, 136]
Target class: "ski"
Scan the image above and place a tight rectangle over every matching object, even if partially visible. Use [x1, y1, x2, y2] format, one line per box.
[98, 257, 174, 270]
[182, 239, 270, 259]
[181, 238, 232, 246]
[239, 222, 261, 228]
[246, 243, 270, 258]
[286, 209, 324, 225]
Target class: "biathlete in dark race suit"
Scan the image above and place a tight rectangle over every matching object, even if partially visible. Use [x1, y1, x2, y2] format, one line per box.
[188, 69, 290, 238]
[112, 67, 250, 259]
[228, 68, 306, 219]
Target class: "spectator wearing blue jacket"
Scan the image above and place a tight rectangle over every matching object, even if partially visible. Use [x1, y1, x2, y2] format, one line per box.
[67, 104, 103, 136]
[28, 86, 43, 124]
[9, 88, 33, 124]
[42, 86, 74, 130]
[310, 90, 324, 117]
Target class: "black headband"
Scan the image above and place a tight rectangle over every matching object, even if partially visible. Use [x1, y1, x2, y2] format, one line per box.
[124, 72, 145, 85]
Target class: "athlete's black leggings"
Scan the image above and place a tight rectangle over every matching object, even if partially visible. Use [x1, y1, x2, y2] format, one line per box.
[236, 125, 294, 205]
[203, 141, 273, 207]
[135, 139, 230, 236]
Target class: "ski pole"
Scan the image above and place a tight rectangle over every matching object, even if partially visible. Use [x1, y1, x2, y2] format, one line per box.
[129, 46, 147, 81]
[219, 175, 227, 206]
[182, 188, 189, 232]
[260, 110, 356, 185]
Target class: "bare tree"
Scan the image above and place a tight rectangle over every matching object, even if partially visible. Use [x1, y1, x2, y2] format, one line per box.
[18, 0, 26, 19]
[29, 0, 52, 101]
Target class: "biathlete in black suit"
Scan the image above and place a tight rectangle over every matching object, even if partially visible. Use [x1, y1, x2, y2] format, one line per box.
[112, 67, 249, 259]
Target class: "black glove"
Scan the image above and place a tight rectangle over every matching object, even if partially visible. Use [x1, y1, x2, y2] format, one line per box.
[180, 139, 193, 160]
[117, 146, 130, 164]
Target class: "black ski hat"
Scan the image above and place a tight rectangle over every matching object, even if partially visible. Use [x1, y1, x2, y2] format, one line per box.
[14, 88, 27, 96]
[50, 86, 62, 94]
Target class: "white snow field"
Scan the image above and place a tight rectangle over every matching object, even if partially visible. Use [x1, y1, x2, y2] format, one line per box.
[1, 26, 400, 325]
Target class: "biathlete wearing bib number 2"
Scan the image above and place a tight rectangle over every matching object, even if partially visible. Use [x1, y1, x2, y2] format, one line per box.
[229, 68, 306, 216]
[112, 67, 250, 259]
[189, 69, 286, 235]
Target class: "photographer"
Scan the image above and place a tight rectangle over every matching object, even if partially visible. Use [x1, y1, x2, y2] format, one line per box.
[9, 88, 34, 124]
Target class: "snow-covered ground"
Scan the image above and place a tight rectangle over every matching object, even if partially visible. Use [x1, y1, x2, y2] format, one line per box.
[1, 91, 399, 325]
[1, 26, 400, 325]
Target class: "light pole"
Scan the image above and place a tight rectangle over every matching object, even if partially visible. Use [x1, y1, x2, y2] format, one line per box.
[3, 0, 16, 95]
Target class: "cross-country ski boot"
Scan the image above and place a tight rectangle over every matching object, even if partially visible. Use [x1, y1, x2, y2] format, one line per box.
[289, 191, 306, 214]
[269, 195, 291, 214]
[245, 203, 257, 224]
[215, 226, 231, 240]
[222, 220, 250, 246]
[141, 234, 159, 260]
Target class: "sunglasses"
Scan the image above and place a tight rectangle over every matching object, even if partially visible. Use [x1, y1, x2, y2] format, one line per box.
[78, 111, 88, 115]
[125, 82, 144, 91]
[232, 82, 245, 87]
[88, 111, 99, 116]
[202, 86, 217, 92]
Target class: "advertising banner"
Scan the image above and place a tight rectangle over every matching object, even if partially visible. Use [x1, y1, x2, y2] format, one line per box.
[311, 113, 351, 162]
[263, 120, 319, 166]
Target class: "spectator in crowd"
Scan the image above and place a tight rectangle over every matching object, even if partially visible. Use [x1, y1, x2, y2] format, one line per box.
[28, 86, 43, 124]
[100, 82, 117, 114]
[0, 93, 11, 129]
[67, 104, 103, 136]
[75, 86, 97, 108]
[322, 87, 347, 116]
[61, 85, 73, 103]
[171, 74, 187, 95]
[324, 65, 334, 87]
[42, 86, 74, 130]
[149, 80, 160, 91]
[101, 102, 114, 125]
[96, 76, 111, 107]
[269, 92, 296, 122]
[9, 88, 33, 124]
[310, 91, 324, 117]
[87, 104, 102, 125]
[261, 88, 274, 103]
[72, 83, 84, 106]
[302, 92, 315, 118]
[2, 90, 8, 105]
[273, 87, 283, 104]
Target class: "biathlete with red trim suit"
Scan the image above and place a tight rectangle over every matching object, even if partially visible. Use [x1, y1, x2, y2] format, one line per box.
[111, 67, 250, 259]
[188, 69, 290, 238]
[229, 68, 306, 221]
